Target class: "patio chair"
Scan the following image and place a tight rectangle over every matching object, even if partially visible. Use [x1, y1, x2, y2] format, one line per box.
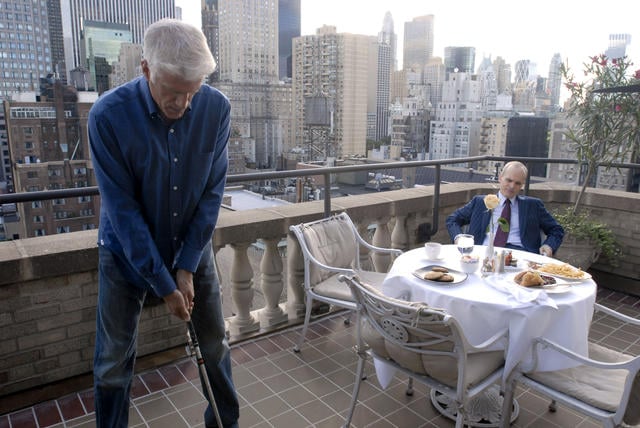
[500, 303, 640, 428]
[289, 212, 402, 352]
[339, 274, 507, 428]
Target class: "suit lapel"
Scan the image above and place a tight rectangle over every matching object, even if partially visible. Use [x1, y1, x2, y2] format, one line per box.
[517, 196, 527, 232]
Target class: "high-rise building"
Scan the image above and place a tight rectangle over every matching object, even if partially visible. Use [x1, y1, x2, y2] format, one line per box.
[110, 43, 144, 88]
[0, 0, 54, 96]
[214, 0, 292, 169]
[278, 0, 301, 80]
[293, 26, 376, 158]
[429, 72, 482, 162]
[403, 15, 434, 72]
[492, 56, 511, 95]
[217, 0, 278, 84]
[605, 34, 632, 60]
[2, 83, 100, 238]
[444, 47, 476, 75]
[82, 21, 133, 93]
[202, 0, 220, 82]
[47, 0, 67, 83]
[60, 0, 175, 83]
[375, 12, 396, 141]
[547, 53, 562, 111]
[513, 60, 537, 112]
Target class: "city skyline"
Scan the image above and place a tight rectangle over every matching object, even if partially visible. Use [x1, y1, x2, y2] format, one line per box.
[176, 0, 639, 81]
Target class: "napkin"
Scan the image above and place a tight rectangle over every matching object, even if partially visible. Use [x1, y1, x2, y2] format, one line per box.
[485, 275, 558, 309]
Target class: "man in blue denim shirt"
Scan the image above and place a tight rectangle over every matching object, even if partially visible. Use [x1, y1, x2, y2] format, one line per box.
[88, 19, 239, 428]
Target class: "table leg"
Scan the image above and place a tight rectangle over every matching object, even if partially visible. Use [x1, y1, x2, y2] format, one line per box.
[430, 385, 519, 427]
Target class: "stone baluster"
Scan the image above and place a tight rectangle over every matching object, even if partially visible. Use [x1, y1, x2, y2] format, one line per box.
[258, 237, 288, 328]
[355, 221, 373, 271]
[371, 217, 392, 272]
[391, 214, 409, 252]
[228, 242, 259, 336]
[286, 233, 306, 319]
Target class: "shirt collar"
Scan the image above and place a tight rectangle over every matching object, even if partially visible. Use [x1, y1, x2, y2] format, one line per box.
[498, 192, 514, 206]
[138, 76, 193, 121]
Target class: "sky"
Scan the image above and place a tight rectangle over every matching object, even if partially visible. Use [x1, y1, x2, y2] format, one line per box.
[175, 0, 640, 80]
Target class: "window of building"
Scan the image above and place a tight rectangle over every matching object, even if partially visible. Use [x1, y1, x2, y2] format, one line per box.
[34, 228, 45, 236]
[33, 215, 44, 222]
[52, 198, 65, 205]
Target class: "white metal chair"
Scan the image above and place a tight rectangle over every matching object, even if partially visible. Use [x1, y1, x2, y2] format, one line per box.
[289, 212, 402, 352]
[340, 274, 508, 428]
[500, 303, 640, 428]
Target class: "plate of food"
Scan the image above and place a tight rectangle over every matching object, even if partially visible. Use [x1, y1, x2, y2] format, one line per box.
[413, 265, 467, 285]
[512, 270, 572, 293]
[534, 262, 592, 282]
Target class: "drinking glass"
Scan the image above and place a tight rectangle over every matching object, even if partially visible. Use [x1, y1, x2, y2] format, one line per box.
[456, 234, 475, 256]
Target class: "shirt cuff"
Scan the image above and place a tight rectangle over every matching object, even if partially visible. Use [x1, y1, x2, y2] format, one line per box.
[150, 267, 177, 298]
[175, 244, 204, 274]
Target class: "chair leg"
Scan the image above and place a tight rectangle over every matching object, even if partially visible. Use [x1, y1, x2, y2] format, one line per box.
[293, 296, 314, 353]
[548, 399, 557, 412]
[499, 377, 516, 428]
[343, 351, 366, 427]
[405, 378, 414, 396]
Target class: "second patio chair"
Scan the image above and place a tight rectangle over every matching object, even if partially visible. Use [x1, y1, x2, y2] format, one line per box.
[289, 212, 402, 352]
[500, 303, 640, 428]
[340, 274, 507, 428]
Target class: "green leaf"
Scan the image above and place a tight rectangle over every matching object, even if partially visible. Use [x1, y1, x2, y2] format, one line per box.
[497, 217, 510, 232]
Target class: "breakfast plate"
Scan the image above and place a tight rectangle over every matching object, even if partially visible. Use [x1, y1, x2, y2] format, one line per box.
[506, 271, 573, 293]
[534, 263, 592, 282]
[413, 265, 467, 285]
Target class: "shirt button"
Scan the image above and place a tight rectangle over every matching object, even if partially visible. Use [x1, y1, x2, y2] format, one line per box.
[173, 157, 178, 162]
[170, 129, 175, 133]
[173, 186, 178, 190]
[173, 212, 178, 217]
[173, 236, 178, 241]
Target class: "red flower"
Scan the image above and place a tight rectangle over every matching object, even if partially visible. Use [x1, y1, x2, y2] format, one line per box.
[635, 69, 640, 80]
[615, 105, 622, 112]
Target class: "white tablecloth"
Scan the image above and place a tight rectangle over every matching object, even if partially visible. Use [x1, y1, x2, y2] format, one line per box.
[380, 245, 597, 383]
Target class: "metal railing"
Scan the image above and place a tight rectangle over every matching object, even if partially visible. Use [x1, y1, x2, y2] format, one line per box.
[2, 155, 638, 239]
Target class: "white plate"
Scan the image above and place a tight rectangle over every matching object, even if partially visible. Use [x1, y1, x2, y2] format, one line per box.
[534, 266, 592, 282]
[526, 284, 573, 294]
[413, 265, 467, 285]
[506, 272, 573, 293]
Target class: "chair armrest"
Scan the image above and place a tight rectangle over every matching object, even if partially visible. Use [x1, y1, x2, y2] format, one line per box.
[532, 337, 639, 371]
[355, 236, 403, 256]
[304, 253, 356, 275]
[594, 303, 640, 326]
[466, 328, 509, 353]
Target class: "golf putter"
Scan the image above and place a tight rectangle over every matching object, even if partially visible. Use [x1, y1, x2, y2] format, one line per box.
[186, 320, 224, 428]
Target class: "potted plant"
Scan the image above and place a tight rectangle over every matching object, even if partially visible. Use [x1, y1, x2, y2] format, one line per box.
[554, 54, 640, 268]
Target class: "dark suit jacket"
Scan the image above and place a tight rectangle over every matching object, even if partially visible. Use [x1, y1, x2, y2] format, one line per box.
[446, 194, 564, 254]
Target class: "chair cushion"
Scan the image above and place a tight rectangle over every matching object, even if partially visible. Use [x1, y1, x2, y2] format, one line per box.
[301, 217, 357, 285]
[313, 271, 387, 302]
[526, 342, 639, 424]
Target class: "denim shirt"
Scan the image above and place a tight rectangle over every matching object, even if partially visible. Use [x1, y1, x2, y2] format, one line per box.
[88, 76, 230, 297]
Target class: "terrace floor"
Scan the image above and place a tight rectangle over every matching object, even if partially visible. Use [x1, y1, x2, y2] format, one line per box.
[1, 286, 639, 428]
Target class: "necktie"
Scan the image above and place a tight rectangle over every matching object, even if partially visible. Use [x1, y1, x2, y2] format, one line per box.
[494, 199, 511, 247]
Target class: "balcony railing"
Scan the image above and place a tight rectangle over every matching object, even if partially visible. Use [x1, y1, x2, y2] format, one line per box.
[1, 156, 639, 398]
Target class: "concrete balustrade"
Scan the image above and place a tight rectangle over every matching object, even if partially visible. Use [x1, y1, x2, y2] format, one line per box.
[1, 183, 638, 398]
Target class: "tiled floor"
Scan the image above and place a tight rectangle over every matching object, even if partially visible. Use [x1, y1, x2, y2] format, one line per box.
[2, 286, 640, 428]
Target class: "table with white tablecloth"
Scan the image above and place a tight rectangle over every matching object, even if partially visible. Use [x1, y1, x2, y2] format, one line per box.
[380, 245, 597, 384]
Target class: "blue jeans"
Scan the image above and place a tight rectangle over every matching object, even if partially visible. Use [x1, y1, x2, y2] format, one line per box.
[94, 243, 239, 428]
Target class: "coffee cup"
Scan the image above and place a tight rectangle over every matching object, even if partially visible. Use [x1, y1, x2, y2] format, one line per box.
[424, 242, 442, 259]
